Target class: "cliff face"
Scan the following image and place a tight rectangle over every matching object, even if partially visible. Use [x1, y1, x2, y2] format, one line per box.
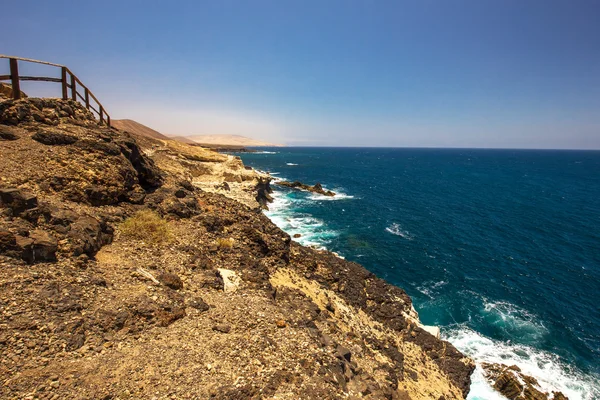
[0, 98, 474, 399]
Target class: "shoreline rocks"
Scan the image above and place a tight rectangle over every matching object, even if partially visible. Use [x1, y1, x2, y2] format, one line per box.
[482, 363, 569, 400]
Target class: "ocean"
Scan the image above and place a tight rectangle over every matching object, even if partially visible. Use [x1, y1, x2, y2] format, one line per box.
[237, 147, 600, 400]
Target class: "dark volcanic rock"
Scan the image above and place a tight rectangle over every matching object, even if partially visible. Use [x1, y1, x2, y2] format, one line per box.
[118, 139, 163, 189]
[32, 130, 78, 145]
[276, 180, 335, 197]
[255, 177, 273, 210]
[17, 229, 58, 263]
[68, 216, 113, 257]
[158, 272, 183, 290]
[0, 125, 18, 140]
[0, 187, 38, 215]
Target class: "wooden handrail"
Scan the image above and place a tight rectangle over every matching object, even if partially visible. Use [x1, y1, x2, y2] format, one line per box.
[0, 55, 110, 127]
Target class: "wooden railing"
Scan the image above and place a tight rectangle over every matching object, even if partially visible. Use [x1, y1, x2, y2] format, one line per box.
[0, 55, 110, 126]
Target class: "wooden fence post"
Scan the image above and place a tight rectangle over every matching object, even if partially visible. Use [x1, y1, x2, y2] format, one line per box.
[61, 67, 68, 100]
[70, 74, 77, 101]
[9, 58, 21, 100]
[107, 115, 110, 127]
[84, 88, 90, 109]
[99, 106, 104, 125]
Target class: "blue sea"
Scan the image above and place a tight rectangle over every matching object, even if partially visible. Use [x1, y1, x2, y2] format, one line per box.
[238, 148, 600, 400]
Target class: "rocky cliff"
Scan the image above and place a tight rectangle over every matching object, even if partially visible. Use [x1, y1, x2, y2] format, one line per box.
[0, 97, 474, 399]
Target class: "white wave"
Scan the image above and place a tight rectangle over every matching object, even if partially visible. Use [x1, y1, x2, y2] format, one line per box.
[269, 172, 280, 175]
[307, 191, 355, 201]
[254, 151, 278, 154]
[416, 280, 448, 299]
[443, 326, 600, 400]
[264, 190, 339, 251]
[385, 223, 413, 240]
[286, 162, 298, 166]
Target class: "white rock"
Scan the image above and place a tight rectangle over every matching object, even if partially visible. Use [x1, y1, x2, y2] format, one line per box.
[217, 268, 241, 293]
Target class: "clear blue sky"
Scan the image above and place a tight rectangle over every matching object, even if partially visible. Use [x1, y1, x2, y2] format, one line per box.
[2, 0, 599, 148]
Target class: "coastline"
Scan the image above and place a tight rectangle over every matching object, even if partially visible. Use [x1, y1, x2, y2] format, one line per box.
[0, 97, 474, 399]
[240, 150, 599, 400]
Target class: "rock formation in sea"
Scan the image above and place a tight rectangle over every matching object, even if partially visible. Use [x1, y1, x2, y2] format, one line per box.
[0, 96, 475, 399]
[277, 180, 336, 196]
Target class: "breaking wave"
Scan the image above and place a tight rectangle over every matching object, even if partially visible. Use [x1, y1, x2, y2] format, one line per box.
[443, 326, 600, 400]
[385, 222, 413, 240]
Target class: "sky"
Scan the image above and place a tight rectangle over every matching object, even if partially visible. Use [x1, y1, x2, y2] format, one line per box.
[1, 0, 599, 148]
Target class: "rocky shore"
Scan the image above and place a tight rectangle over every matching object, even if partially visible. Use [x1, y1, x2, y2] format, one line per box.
[0, 96, 537, 399]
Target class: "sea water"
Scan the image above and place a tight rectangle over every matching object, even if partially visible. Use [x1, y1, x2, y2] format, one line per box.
[238, 147, 600, 399]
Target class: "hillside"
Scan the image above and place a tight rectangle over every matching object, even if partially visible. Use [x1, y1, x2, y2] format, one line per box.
[110, 119, 171, 141]
[0, 97, 476, 399]
[186, 134, 282, 147]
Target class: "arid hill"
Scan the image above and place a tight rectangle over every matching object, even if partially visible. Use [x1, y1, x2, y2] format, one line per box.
[110, 119, 171, 141]
[185, 134, 282, 147]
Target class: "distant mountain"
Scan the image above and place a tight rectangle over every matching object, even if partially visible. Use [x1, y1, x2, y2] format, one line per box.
[185, 134, 282, 147]
[111, 120, 281, 147]
[111, 119, 171, 141]
[169, 136, 198, 144]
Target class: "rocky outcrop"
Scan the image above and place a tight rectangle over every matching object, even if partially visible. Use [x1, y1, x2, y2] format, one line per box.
[277, 180, 336, 196]
[482, 363, 568, 400]
[255, 177, 274, 209]
[0, 83, 27, 101]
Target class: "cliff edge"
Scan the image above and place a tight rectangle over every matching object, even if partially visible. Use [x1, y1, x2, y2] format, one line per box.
[0, 98, 474, 399]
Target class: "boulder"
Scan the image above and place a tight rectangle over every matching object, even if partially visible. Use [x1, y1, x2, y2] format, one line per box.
[32, 131, 78, 145]
[0, 230, 17, 252]
[217, 268, 241, 293]
[157, 271, 183, 290]
[0, 125, 18, 140]
[68, 216, 113, 257]
[0, 188, 38, 215]
[17, 229, 58, 263]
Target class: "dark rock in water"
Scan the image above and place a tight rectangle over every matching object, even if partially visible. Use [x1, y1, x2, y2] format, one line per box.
[293, 233, 302, 238]
[482, 363, 565, 400]
[32, 130, 78, 145]
[0, 188, 38, 215]
[158, 272, 183, 290]
[276, 180, 336, 197]
[17, 229, 58, 263]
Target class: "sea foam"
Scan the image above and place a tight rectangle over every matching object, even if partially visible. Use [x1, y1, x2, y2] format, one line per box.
[443, 326, 600, 400]
[264, 190, 339, 250]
